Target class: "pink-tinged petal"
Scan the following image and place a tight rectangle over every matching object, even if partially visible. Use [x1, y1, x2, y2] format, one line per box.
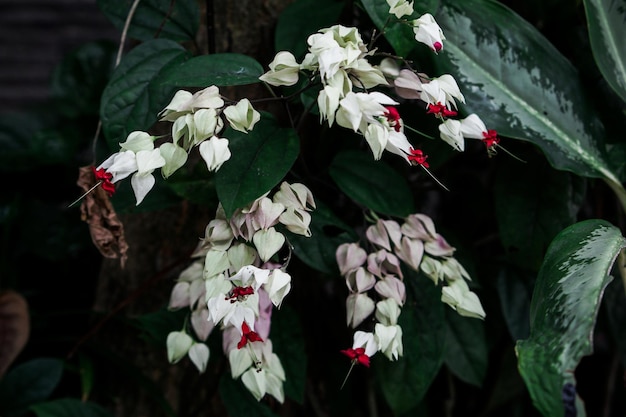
[374, 276, 406, 306]
[394, 236, 424, 272]
[168, 281, 190, 309]
[336, 242, 367, 275]
[345, 267, 376, 293]
[424, 234, 456, 256]
[191, 308, 215, 341]
[346, 293, 375, 328]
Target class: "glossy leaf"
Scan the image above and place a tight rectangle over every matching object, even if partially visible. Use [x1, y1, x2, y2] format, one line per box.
[287, 200, 357, 275]
[97, 0, 199, 42]
[516, 219, 626, 417]
[274, 0, 345, 60]
[494, 152, 586, 271]
[431, 0, 625, 196]
[361, 0, 440, 57]
[159, 53, 264, 87]
[0, 358, 64, 417]
[328, 151, 415, 218]
[583, 0, 626, 103]
[30, 399, 113, 417]
[375, 270, 445, 414]
[215, 116, 299, 218]
[444, 308, 488, 387]
[100, 39, 189, 148]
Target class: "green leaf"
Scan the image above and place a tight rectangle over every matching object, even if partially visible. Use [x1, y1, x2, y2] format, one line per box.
[159, 53, 264, 87]
[219, 375, 279, 417]
[432, 0, 624, 190]
[375, 270, 445, 414]
[274, 0, 345, 60]
[30, 399, 113, 417]
[443, 308, 488, 387]
[215, 116, 300, 218]
[50, 40, 117, 118]
[287, 200, 357, 275]
[516, 219, 626, 417]
[270, 307, 306, 404]
[328, 150, 415, 218]
[361, 0, 440, 57]
[100, 39, 189, 149]
[604, 277, 626, 368]
[583, 0, 626, 103]
[0, 358, 64, 417]
[97, 0, 200, 42]
[494, 152, 586, 271]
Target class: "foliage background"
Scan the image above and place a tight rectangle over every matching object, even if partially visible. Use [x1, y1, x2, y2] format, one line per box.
[1, 0, 625, 416]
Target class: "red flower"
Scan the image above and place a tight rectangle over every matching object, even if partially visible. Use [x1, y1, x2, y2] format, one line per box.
[340, 347, 370, 367]
[482, 129, 500, 149]
[426, 102, 457, 118]
[237, 322, 263, 349]
[226, 286, 255, 303]
[384, 106, 402, 132]
[408, 148, 430, 168]
[91, 166, 115, 196]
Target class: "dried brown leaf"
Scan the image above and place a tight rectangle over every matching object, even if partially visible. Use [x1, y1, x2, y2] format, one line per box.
[0, 290, 30, 379]
[77, 166, 129, 268]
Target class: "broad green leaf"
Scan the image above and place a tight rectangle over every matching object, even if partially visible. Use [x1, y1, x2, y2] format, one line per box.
[375, 270, 445, 414]
[270, 307, 306, 404]
[431, 0, 626, 203]
[328, 150, 415, 218]
[443, 308, 488, 387]
[496, 266, 533, 341]
[0, 358, 64, 417]
[494, 152, 586, 271]
[516, 219, 626, 417]
[583, 0, 626, 103]
[30, 398, 113, 417]
[100, 39, 189, 149]
[159, 54, 264, 87]
[361, 0, 440, 58]
[219, 375, 279, 417]
[604, 277, 626, 367]
[274, 0, 345, 59]
[50, 40, 117, 118]
[287, 200, 357, 275]
[215, 116, 299, 218]
[97, 0, 199, 42]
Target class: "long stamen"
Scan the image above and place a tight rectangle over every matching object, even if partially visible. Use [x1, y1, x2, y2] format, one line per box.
[67, 181, 102, 208]
[496, 144, 527, 163]
[421, 166, 450, 192]
[340, 360, 356, 390]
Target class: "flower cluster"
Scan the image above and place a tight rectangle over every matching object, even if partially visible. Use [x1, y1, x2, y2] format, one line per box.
[95, 85, 261, 205]
[166, 181, 315, 402]
[336, 213, 485, 369]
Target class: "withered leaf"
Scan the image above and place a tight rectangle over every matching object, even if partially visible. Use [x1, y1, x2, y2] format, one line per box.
[77, 166, 129, 268]
[0, 290, 30, 379]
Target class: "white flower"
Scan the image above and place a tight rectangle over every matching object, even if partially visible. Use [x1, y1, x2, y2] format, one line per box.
[131, 148, 166, 205]
[259, 51, 301, 86]
[375, 323, 403, 360]
[335, 91, 398, 133]
[441, 279, 486, 319]
[252, 227, 286, 262]
[420, 75, 465, 110]
[317, 85, 342, 126]
[159, 86, 224, 121]
[166, 331, 193, 363]
[223, 98, 261, 133]
[375, 298, 401, 326]
[439, 119, 464, 151]
[413, 13, 445, 53]
[159, 142, 188, 178]
[336, 242, 367, 276]
[352, 330, 378, 357]
[264, 269, 292, 307]
[460, 113, 488, 139]
[188, 343, 210, 373]
[386, 0, 414, 18]
[346, 292, 376, 328]
[198, 136, 231, 172]
[278, 207, 312, 237]
[393, 69, 423, 99]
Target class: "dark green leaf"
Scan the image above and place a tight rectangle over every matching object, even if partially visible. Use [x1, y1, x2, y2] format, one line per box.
[30, 399, 112, 417]
[100, 39, 189, 149]
[433, 0, 623, 190]
[133, 307, 187, 347]
[582, 0, 626, 103]
[328, 150, 415, 217]
[159, 54, 264, 87]
[288, 200, 357, 275]
[516, 219, 626, 417]
[0, 358, 64, 417]
[274, 0, 345, 60]
[361, 0, 440, 57]
[496, 266, 533, 341]
[444, 308, 488, 387]
[604, 277, 626, 368]
[219, 375, 279, 417]
[215, 116, 300, 218]
[375, 270, 445, 414]
[270, 307, 306, 404]
[494, 152, 585, 271]
[97, 0, 199, 42]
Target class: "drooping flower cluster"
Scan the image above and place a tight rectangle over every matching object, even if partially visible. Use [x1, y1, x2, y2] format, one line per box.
[165, 181, 315, 403]
[336, 213, 485, 368]
[94, 85, 261, 205]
